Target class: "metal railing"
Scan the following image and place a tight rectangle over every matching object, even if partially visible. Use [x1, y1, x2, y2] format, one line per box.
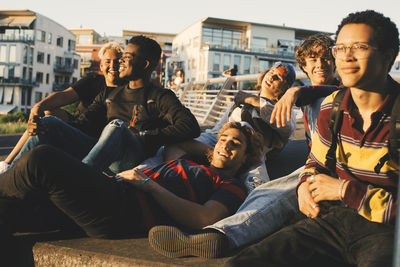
[175, 71, 400, 127]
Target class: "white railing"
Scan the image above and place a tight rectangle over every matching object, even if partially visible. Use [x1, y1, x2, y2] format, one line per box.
[174, 71, 400, 127]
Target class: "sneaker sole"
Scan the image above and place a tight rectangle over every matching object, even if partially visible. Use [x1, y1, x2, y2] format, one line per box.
[148, 225, 227, 258]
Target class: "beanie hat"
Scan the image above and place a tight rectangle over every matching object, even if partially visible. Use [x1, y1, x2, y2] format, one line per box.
[272, 62, 296, 87]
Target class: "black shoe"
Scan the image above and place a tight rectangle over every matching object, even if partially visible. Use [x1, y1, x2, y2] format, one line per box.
[148, 225, 229, 258]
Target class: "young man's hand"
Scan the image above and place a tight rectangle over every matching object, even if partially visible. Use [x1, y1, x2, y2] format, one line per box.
[297, 178, 320, 218]
[270, 86, 301, 127]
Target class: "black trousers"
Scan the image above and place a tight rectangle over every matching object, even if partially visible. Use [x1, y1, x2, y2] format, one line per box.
[225, 206, 394, 267]
[0, 145, 146, 239]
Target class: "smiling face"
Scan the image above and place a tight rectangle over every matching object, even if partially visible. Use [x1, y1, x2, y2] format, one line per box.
[302, 47, 335, 86]
[335, 23, 390, 91]
[100, 49, 120, 86]
[118, 43, 148, 80]
[210, 128, 248, 175]
[260, 68, 288, 100]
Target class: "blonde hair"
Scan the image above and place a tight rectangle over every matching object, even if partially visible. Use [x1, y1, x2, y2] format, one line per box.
[98, 41, 123, 60]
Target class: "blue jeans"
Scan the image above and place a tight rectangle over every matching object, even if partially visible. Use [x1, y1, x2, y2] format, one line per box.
[206, 166, 303, 248]
[82, 119, 146, 174]
[11, 116, 97, 167]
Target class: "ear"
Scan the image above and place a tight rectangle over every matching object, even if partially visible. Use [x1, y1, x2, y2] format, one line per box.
[143, 59, 150, 70]
[383, 48, 395, 71]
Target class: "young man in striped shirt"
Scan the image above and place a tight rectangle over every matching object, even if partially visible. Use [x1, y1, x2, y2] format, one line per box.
[226, 10, 399, 267]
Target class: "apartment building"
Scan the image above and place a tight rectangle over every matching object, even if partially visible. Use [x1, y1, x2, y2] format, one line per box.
[69, 29, 103, 76]
[171, 17, 332, 82]
[0, 9, 80, 114]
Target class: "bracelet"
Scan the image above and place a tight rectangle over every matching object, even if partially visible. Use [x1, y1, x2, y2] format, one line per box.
[140, 178, 151, 188]
[338, 179, 347, 201]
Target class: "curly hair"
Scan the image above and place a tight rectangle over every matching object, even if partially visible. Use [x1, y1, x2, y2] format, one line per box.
[207, 122, 264, 175]
[336, 10, 399, 69]
[255, 70, 269, 91]
[295, 34, 334, 73]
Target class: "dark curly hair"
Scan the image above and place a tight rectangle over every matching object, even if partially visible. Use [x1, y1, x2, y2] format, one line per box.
[295, 34, 334, 74]
[207, 122, 264, 175]
[336, 10, 399, 69]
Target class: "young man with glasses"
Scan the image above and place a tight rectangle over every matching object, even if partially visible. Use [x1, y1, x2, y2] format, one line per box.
[226, 10, 399, 266]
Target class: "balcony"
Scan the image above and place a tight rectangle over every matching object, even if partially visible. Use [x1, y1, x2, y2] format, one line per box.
[52, 82, 71, 92]
[204, 43, 295, 60]
[0, 34, 34, 44]
[53, 64, 74, 74]
[0, 77, 38, 87]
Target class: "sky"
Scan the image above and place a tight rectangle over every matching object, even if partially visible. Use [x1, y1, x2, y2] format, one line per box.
[2, 0, 400, 37]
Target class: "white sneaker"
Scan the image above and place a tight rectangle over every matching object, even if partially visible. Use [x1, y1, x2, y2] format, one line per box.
[0, 161, 9, 174]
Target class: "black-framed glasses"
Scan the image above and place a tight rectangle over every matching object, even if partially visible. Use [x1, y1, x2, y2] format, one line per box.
[331, 43, 377, 59]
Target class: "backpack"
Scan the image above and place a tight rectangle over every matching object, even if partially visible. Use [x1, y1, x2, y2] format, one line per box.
[325, 88, 400, 176]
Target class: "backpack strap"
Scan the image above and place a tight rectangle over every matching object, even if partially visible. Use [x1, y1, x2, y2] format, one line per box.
[375, 92, 400, 173]
[389, 93, 400, 166]
[325, 89, 346, 176]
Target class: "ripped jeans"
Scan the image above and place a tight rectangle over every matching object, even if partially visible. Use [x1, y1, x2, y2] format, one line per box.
[82, 119, 146, 174]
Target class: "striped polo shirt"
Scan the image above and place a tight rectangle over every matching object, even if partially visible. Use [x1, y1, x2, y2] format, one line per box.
[299, 78, 399, 224]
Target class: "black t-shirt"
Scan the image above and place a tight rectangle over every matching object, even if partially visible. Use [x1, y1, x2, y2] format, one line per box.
[72, 73, 107, 116]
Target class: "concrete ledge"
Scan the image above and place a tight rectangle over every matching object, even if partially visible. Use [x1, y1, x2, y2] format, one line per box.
[12, 232, 230, 266]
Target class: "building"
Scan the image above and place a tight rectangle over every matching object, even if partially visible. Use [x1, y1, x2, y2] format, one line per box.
[0, 9, 80, 114]
[69, 29, 103, 77]
[171, 17, 332, 82]
[123, 30, 175, 86]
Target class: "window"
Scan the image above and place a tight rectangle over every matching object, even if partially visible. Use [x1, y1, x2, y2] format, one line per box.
[0, 45, 6, 62]
[234, 55, 241, 71]
[202, 27, 242, 49]
[72, 77, 77, 84]
[36, 30, 46, 42]
[37, 52, 45, 63]
[56, 36, 63, 47]
[259, 60, 270, 72]
[68, 40, 76, 51]
[35, 92, 43, 103]
[47, 32, 52, 44]
[8, 66, 15, 78]
[65, 58, 72, 67]
[9, 45, 16, 63]
[47, 54, 51, 65]
[21, 88, 26, 105]
[29, 48, 34, 65]
[28, 68, 32, 82]
[73, 59, 78, 69]
[251, 37, 268, 52]
[223, 54, 231, 71]
[23, 46, 28, 64]
[77, 34, 92, 45]
[243, 56, 251, 74]
[22, 67, 27, 80]
[55, 56, 62, 65]
[4, 87, 14, 105]
[213, 53, 221, 71]
[46, 73, 49, 84]
[36, 72, 43, 83]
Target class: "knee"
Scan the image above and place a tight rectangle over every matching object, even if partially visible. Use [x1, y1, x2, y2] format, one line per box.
[40, 115, 63, 127]
[108, 119, 126, 128]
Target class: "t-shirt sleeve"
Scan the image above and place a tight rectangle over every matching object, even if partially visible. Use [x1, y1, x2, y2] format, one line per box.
[72, 73, 106, 107]
[210, 182, 247, 214]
